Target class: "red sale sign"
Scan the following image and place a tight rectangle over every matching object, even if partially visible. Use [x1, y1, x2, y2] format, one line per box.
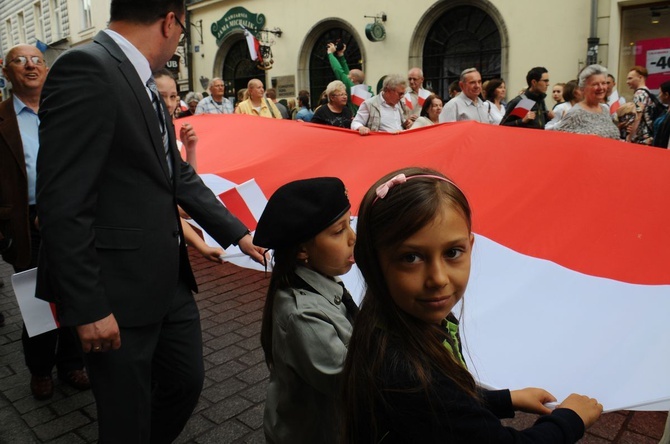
[635, 37, 670, 92]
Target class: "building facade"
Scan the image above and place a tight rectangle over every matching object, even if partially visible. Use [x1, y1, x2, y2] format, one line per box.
[184, 0, 670, 103]
[1, 0, 669, 104]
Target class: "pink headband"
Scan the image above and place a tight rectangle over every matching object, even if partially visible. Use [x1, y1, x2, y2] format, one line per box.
[373, 173, 463, 204]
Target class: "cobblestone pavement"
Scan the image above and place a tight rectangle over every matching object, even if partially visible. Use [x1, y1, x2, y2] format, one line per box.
[0, 248, 666, 443]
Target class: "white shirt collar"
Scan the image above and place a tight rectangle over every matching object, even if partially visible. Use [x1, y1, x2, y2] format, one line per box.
[103, 29, 152, 85]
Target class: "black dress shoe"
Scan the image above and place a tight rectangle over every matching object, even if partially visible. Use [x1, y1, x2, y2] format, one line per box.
[58, 369, 91, 391]
[31, 375, 54, 400]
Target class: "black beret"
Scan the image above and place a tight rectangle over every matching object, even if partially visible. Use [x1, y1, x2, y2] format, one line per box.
[254, 177, 351, 249]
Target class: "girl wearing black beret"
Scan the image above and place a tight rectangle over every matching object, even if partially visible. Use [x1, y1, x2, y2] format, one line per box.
[254, 177, 357, 443]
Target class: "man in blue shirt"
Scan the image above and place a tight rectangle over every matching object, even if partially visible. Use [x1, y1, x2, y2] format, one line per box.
[0, 43, 89, 400]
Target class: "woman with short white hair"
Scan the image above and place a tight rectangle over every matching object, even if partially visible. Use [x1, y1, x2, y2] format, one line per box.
[555, 65, 619, 139]
[311, 80, 353, 128]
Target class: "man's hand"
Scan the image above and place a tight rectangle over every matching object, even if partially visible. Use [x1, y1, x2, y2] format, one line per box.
[327, 43, 336, 54]
[76, 313, 121, 353]
[358, 126, 371, 136]
[337, 43, 346, 57]
[522, 111, 536, 123]
[238, 234, 267, 264]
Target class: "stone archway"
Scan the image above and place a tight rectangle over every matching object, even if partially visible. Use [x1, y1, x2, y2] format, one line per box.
[212, 31, 265, 101]
[408, 0, 509, 98]
[297, 19, 367, 102]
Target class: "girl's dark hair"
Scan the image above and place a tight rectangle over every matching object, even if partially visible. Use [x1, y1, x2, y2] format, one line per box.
[419, 94, 443, 118]
[562, 80, 579, 102]
[260, 245, 302, 369]
[484, 78, 505, 102]
[342, 167, 477, 441]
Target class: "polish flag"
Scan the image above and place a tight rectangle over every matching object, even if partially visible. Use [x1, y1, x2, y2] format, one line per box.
[608, 90, 621, 115]
[405, 89, 432, 110]
[351, 84, 372, 106]
[417, 88, 431, 107]
[403, 92, 414, 110]
[509, 97, 536, 118]
[175, 115, 670, 412]
[242, 26, 262, 62]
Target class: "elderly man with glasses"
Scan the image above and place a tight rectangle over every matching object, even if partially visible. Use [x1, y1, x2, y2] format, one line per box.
[0, 43, 90, 400]
[440, 67, 494, 124]
[351, 74, 412, 135]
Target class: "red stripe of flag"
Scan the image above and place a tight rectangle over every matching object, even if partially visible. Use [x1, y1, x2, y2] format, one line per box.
[219, 188, 258, 231]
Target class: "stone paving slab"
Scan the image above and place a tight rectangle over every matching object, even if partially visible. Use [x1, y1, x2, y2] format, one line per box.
[0, 249, 666, 443]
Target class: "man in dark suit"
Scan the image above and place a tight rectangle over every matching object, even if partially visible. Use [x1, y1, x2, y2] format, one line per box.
[0, 43, 88, 400]
[36, 1, 265, 442]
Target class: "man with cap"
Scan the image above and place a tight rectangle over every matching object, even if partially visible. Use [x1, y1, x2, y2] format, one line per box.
[255, 177, 357, 443]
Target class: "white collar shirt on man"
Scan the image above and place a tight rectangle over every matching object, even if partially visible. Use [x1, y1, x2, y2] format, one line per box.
[377, 92, 404, 132]
[103, 29, 153, 101]
[439, 92, 492, 124]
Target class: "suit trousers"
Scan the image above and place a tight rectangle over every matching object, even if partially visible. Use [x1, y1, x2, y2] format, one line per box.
[84, 277, 204, 444]
[16, 206, 82, 376]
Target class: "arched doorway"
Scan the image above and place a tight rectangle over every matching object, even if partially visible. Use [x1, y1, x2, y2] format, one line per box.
[307, 26, 364, 106]
[221, 38, 265, 103]
[420, 4, 503, 98]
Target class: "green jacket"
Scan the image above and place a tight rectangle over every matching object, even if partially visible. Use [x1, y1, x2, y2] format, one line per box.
[328, 53, 373, 115]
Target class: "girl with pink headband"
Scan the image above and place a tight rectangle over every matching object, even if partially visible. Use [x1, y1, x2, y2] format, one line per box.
[342, 166, 602, 442]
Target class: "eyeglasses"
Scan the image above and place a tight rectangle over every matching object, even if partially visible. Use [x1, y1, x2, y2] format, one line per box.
[331, 93, 347, 97]
[8, 56, 45, 67]
[408, 77, 421, 81]
[174, 15, 188, 43]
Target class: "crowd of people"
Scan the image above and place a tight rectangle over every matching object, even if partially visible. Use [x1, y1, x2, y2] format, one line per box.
[0, 0, 669, 443]
[173, 48, 669, 148]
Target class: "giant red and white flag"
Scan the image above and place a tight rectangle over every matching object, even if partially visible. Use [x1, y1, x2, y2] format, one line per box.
[175, 115, 670, 412]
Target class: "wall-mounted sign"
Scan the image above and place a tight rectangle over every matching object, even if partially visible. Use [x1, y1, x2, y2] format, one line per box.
[166, 54, 181, 76]
[365, 22, 386, 42]
[211, 7, 266, 46]
[274, 75, 295, 98]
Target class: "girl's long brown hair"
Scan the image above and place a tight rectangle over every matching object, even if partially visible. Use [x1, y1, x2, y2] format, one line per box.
[342, 167, 479, 442]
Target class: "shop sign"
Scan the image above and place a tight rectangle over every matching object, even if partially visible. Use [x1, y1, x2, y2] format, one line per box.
[166, 54, 181, 76]
[211, 7, 266, 46]
[635, 37, 670, 91]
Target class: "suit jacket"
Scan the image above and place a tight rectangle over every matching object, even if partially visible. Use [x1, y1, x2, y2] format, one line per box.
[36, 31, 247, 327]
[0, 97, 32, 268]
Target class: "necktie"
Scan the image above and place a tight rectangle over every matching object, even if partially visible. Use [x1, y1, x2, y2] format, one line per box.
[146, 77, 173, 178]
[338, 282, 359, 320]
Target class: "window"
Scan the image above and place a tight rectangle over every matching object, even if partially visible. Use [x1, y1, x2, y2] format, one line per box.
[6, 19, 14, 47]
[309, 28, 363, 102]
[50, 0, 62, 40]
[222, 38, 265, 99]
[618, 2, 670, 97]
[81, 0, 92, 30]
[423, 5, 501, 98]
[34, 2, 45, 42]
[18, 12, 26, 43]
